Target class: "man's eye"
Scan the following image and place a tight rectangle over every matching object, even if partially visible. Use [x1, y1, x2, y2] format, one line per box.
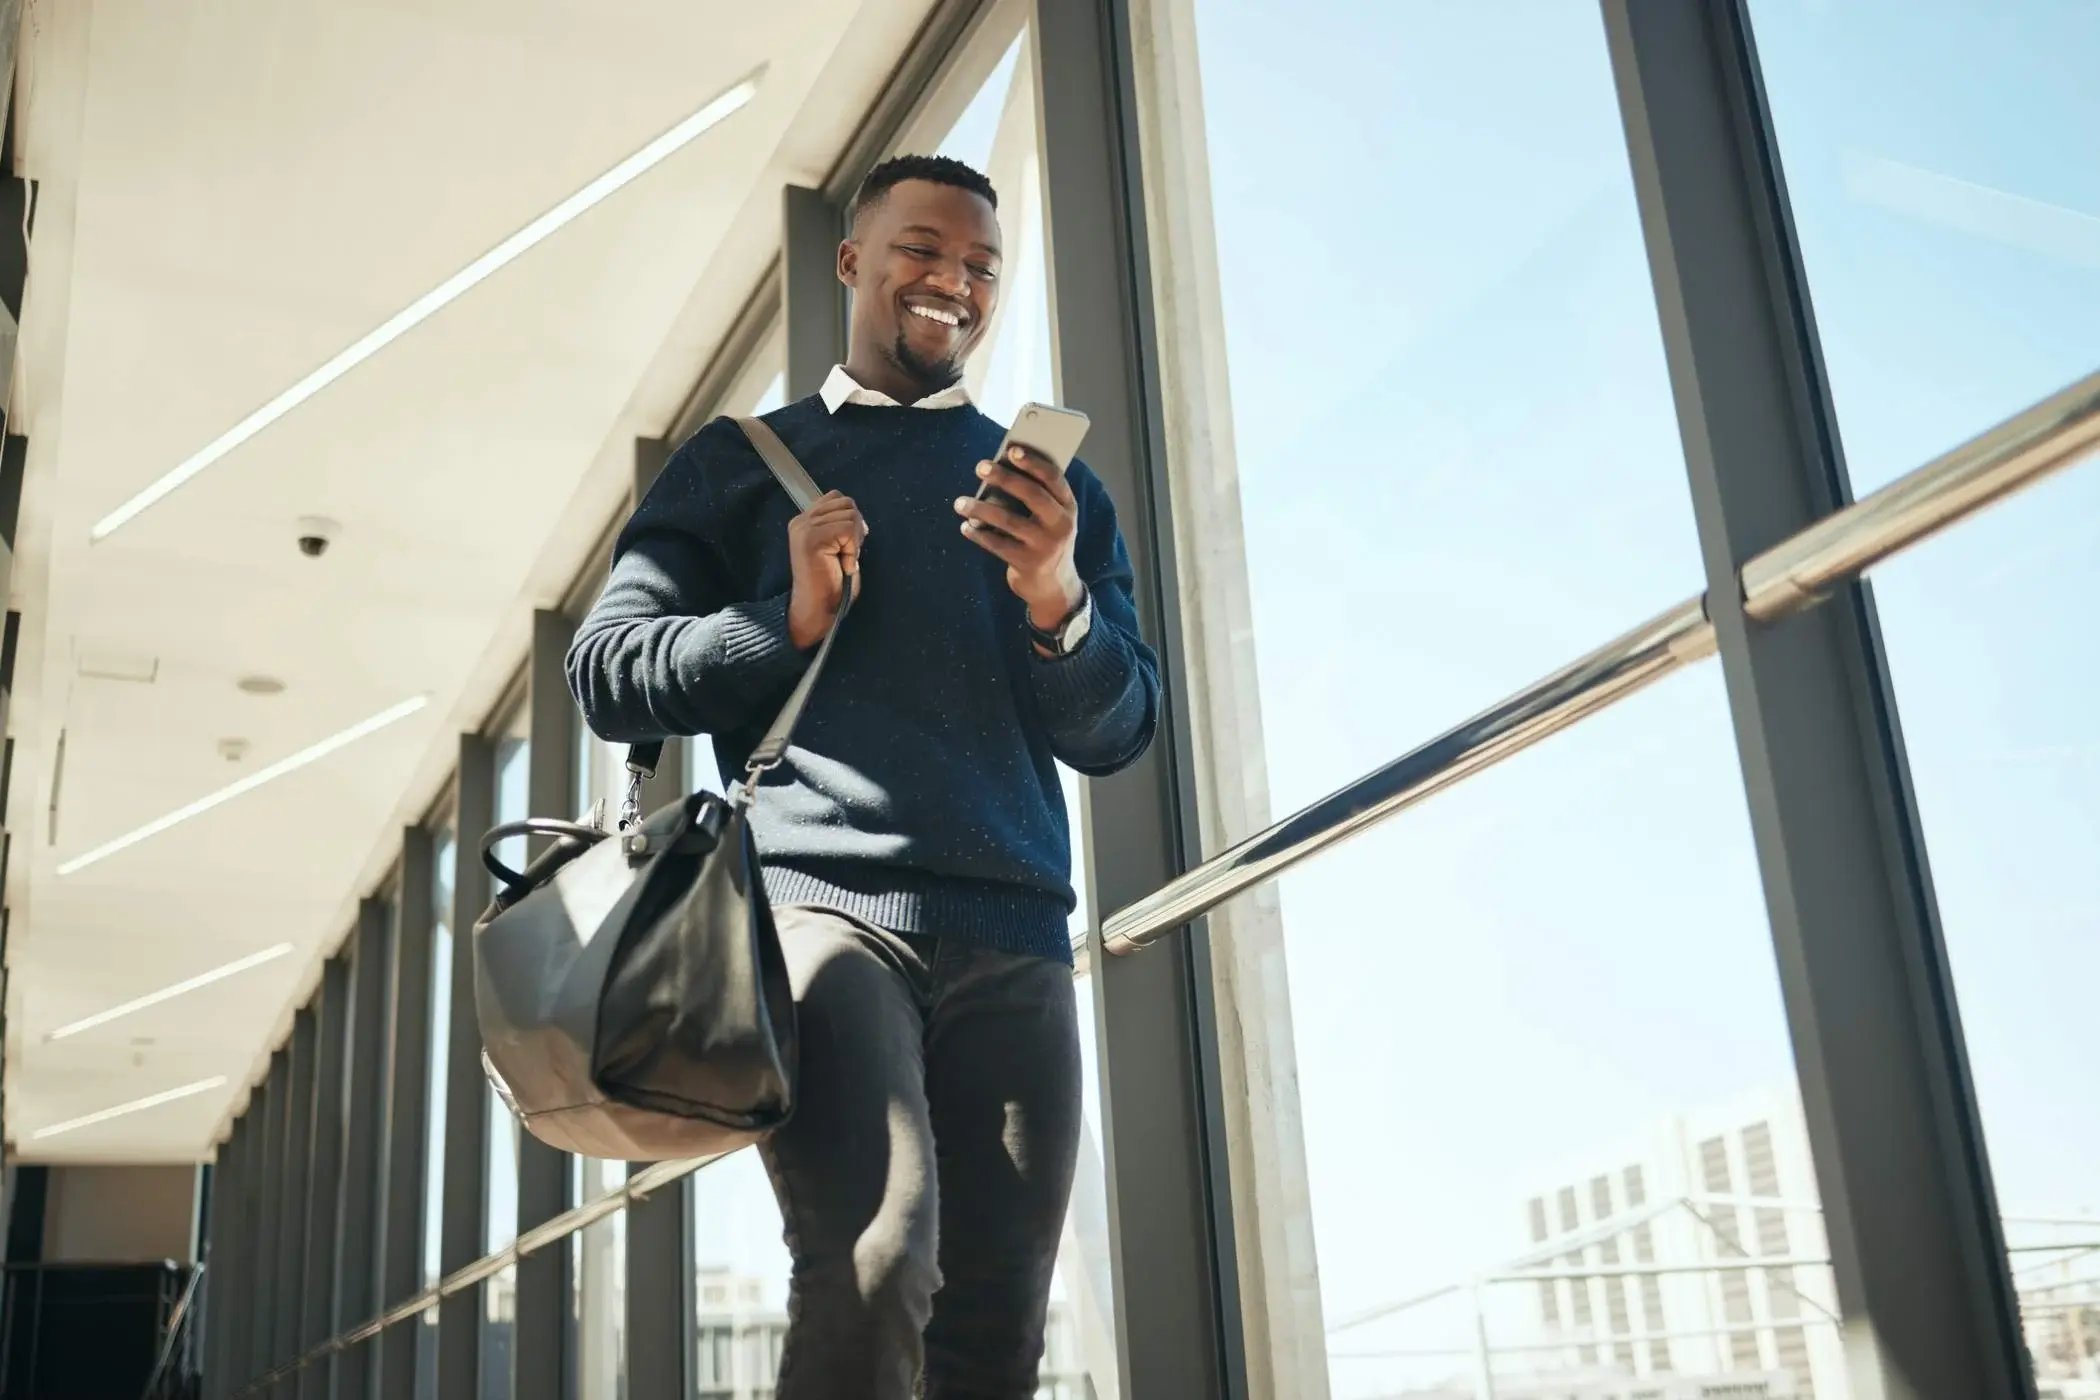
[970, 264, 998, 281]
[901, 245, 936, 257]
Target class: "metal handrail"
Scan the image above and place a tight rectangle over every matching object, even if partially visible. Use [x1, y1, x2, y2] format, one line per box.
[234, 366, 2100, 1393]
[140, 1263, 205, 1400]
[1100, 365, 2100, 954]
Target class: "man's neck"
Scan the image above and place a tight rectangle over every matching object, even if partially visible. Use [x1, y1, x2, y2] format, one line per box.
[840, 351, 958, 406]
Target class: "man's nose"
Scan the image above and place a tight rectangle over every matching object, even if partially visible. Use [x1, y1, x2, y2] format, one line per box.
[923, 258, 970, 296]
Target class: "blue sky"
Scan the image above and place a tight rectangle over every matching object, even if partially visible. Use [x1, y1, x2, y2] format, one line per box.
[476, 3, 2098, 1390]
[1183, 0, 2099, 1391]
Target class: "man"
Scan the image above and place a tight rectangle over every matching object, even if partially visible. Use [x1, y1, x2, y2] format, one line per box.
[567, 154, 1158, 1397]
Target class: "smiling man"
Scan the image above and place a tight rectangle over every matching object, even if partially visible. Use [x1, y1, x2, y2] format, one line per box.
[567, 154, 1159, 1397]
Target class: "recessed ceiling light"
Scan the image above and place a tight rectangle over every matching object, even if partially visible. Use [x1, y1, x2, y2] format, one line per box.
[47, 944, 296, 1042]
[30, 1076, 229, 1141]
[56, 695, 431, 876]
[87, 66, 767, 543]
[237, 675, 286, 696]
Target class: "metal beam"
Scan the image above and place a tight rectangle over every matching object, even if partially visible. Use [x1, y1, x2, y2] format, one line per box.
[625, 1174, 693, 1400]
[379, 831, 438, 1397]
[338, 899, 393, 1400]
[782, 184, 845, 401]
[249, 1068, 283, 1384]
[517, 611, 580, 1400]
[1031, 1, 1246, 1394]
[438, 737, 494, 1400]
[298, 954, 351, 1400]
[273, 1005, 316, 1400]
[1600, 3, 2033, 1397]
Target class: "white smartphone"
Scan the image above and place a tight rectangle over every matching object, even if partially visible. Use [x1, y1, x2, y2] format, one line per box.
[977, 402, 1091, 516]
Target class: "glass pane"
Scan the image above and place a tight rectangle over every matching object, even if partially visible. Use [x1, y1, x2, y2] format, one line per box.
[1750, 8, 2100, 1390]
[1249, 672, 1847, 1397]
[940, 30, 1113, 1393]
[576, 1159, 627, 1400]
[484, 723, 529, 1392]
[1189, 0, 1701, 840]
[1749, 0, 2100, 495]
[420, 825, 457, 1399]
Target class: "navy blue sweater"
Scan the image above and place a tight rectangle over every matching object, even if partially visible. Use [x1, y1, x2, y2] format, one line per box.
[566, 394, 1161, 963]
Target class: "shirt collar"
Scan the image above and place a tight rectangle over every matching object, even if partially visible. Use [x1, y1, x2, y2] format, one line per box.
[820, 364, 973, 414]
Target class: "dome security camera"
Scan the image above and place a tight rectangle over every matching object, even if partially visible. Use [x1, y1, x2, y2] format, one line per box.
[296, 516, 342, 558]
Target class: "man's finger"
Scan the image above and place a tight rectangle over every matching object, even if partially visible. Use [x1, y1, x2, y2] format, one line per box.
[1003, 446, 1077, 507]
[960, 518, 1026, 563]
[977, 460, 1061, 520]
[955, 494, 1042, 545]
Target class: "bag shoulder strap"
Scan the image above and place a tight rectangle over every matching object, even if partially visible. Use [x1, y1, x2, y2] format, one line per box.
[623, 416, 851, 792]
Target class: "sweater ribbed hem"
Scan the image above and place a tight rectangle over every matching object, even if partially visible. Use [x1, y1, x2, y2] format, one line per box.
[762, 861, 1076, 965]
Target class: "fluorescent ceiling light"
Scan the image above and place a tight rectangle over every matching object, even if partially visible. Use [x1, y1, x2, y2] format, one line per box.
[58, 695, 430, 876]
[46, 944, 297, 1042]
[31, 1076, 230, 1141]
[89, 66, 768, 543]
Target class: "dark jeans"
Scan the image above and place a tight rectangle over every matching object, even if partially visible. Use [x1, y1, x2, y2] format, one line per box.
[760, 905, 1082, 1400]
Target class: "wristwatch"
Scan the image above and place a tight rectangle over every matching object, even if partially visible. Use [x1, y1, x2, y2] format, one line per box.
[1027, 588, 1094, 656]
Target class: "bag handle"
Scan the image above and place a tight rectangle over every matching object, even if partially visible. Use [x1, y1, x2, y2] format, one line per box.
[621, 416, 852, 811]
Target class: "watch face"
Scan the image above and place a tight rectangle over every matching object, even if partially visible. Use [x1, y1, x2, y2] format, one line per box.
[1062, 605, 1093, 649]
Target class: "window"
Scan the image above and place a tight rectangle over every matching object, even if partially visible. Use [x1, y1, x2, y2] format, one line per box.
[1750, 6, 2100, 1390]
[573, 1157, 626, 1400]
[924, 26, 1118, 1395]
[419, 824, 456, 1399]
[482, 719, 529, 1395]
[1179, 5, 1858, 1396]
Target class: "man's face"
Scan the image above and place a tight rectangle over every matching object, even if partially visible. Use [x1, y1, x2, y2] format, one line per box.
[841, 179, 1001, 386]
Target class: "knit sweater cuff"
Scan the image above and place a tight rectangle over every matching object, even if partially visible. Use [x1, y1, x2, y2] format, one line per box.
[1028, 626, 1134, 720]
[708, 592, 808, 691]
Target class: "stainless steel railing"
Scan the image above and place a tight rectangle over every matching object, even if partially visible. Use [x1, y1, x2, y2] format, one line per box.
[1100, 364, 2100, 954]
[233, 365, 2100, 1393]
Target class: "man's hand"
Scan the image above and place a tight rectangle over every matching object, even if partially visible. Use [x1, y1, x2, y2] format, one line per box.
[953, 445, 1084, 629]
[786, 490, 868, 650]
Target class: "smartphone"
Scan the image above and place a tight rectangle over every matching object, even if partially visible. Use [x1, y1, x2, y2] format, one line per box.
[976, 403, 1091, 517]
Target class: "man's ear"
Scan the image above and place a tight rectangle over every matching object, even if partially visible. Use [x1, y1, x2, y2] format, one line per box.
[837, 238, 858, 288]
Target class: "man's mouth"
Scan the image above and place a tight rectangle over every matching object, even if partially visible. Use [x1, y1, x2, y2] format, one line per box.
[906, 301, 966, 329]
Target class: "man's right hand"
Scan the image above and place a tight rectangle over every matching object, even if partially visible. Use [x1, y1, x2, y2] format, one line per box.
[786, 490, 868, 650]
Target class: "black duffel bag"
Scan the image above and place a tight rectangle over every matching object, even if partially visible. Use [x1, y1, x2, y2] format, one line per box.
[471, 416, 845, 1161]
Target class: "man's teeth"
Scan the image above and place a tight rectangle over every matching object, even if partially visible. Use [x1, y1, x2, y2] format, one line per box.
[910, 304, 961, 327]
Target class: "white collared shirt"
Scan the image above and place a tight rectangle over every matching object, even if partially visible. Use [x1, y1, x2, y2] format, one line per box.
[820, 364, 973, 414]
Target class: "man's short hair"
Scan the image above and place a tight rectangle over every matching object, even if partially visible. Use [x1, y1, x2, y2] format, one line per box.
[850, 154, 999, 230]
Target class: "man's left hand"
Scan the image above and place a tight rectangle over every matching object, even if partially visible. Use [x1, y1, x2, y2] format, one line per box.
[954, 445, 1085, 629]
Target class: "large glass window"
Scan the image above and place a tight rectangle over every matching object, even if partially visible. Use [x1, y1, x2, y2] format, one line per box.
[420, 823, 457, 1399]
[1750, 4, 2100, 1388]
[1183, 5, 1850, 1396]
[1266, 677, 1842, 1397]
[1189, 0, 1703, 836]
[483, 717, 529, 1398]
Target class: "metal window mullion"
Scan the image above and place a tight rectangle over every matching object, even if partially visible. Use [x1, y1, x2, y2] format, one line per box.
[380, 831, 438, 1397]
[249, 1068, 283, 1385]
[1600, 4, 2031, 1397]
[439, 737, 495, 1400]
[1032, 2, 1247, 1395]
[518, 610, 580, 1400]
[338, 899, 394, 1400]
[201, 1127, 226, 1391]
[205, 1117, 239, 1396]
[624, 1173, 694, 1399]
[273, 1005, 317, 1400]
[621, 438, 694, 1399]
[298, 955, 351, 1400]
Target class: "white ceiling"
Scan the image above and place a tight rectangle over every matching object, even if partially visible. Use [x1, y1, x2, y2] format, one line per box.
[3, 0, 942, 1160]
